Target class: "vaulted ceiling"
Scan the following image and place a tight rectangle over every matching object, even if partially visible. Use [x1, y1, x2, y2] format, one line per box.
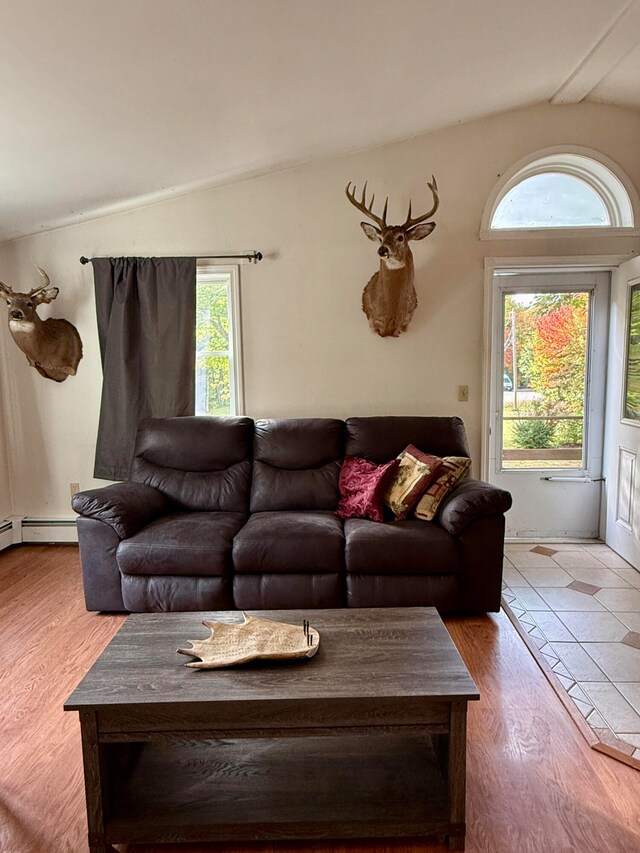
[2, 0, 640, 241]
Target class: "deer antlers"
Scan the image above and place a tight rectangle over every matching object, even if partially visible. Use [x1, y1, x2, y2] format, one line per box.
[345, 177, 439, 232]
[403, 176, 439, 230]
[0, 266, 52, 299]
[345, 181, 388, 229]
[29, 266, 52, 297]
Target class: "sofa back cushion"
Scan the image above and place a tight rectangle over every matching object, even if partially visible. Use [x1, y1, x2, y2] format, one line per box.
[345, 416, 471, 463]
[130, 416, 254, 512]
[251, 418, 344, 511]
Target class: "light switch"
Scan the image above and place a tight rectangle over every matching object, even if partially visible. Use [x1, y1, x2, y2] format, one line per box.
[458, 385, 469, 402]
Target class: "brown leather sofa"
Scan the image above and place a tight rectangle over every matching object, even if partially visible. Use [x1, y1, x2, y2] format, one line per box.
[72, 415, 512, 614]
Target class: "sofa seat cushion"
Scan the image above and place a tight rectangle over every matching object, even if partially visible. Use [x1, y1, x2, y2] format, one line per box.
[344, 518, 460, 576]
[117, 512, 246, 577]
[233, 511, 344, 573]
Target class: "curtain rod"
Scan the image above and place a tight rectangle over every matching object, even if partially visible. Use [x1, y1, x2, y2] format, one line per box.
[79, 252, 263, 265]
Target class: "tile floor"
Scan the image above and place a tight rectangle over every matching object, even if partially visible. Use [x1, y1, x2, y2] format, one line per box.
[502, 541, 640, 764]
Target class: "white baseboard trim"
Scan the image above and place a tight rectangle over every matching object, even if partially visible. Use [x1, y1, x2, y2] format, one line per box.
[504, 537, 604, 544]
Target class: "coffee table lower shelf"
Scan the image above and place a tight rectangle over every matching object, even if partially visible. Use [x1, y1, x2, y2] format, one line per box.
[104, 734, 454, 845]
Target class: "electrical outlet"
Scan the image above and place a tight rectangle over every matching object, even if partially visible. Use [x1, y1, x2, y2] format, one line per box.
[458, 385, 469, 402]
[70, 482, 80, 497]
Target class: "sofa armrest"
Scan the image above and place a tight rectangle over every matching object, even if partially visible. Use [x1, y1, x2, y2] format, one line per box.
[438, 479, 512, 536]
[72, 482, 170, 539]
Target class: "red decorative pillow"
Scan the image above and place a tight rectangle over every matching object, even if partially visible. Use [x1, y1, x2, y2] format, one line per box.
[337, 456, 400, 522]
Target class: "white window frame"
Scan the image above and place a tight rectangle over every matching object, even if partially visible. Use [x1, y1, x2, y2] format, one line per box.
[195, 261, 244, 416]
[480, 146, 640, 240]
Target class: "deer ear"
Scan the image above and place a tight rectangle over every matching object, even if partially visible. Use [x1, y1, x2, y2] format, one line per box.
[32, 287, 59, 305]
[360, 222, 381, 242]
[407, 222, 436, 241]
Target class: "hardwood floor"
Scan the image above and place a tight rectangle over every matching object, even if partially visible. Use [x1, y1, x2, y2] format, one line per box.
[1, 546, 640, 853]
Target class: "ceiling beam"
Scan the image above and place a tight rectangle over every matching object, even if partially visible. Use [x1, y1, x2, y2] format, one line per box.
[552, 0, 640, 104]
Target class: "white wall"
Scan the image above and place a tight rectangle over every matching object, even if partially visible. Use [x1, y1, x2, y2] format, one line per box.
[0, 389, 12, 520]
[1, 101, 639, 519]
[0, 243, 15, 519]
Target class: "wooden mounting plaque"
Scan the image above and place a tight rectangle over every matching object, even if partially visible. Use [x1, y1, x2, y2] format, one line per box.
[177, 612, 320, 669]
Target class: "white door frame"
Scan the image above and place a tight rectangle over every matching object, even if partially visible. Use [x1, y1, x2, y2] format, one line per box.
[482, 255, 632, 486]
[603, 256, 640, 567]
[480, 254, 635, 480]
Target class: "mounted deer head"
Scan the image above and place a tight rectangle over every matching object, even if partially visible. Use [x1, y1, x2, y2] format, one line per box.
[345, 177, 439, 337]
[0, 266, 83, 382]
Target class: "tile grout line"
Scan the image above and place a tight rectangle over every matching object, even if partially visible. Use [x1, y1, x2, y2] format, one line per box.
[502, 540, 640, 769]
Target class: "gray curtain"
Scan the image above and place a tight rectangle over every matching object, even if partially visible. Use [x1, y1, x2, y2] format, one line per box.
[92, 257, 196, 480]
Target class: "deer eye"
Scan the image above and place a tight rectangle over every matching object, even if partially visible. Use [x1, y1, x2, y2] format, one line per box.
[26, 301, 33, 307]
[397, 234, 404, 242]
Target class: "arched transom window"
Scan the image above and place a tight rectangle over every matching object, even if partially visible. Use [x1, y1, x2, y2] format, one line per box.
[481, 149, 637, 239]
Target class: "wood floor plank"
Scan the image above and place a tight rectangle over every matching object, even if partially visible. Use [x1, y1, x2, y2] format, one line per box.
[1, 545, 640, 852]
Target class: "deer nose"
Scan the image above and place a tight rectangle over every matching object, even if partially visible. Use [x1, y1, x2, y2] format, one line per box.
[377, 246, 389, 257]
[10, 309, 24, 320]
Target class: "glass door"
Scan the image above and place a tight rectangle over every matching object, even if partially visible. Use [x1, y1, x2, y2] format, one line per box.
[488, 271, 609, 539]
[604, 256, 640, 568]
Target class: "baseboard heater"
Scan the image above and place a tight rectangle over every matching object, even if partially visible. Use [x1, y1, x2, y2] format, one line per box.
[0, 518, 79, 551]
[0, 521, 13, 552]
[22, 518, 78, 543]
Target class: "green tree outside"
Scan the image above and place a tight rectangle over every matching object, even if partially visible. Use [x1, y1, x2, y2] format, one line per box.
[625, 284, 640, 420]
[196, 280, 232, 415]
[504, 292, 588, 452]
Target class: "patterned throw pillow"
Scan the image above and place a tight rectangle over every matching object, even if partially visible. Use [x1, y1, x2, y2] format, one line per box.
[337, 456, 400, 522]
[383, 444, 444, 520]
[414, 456, 471, 521]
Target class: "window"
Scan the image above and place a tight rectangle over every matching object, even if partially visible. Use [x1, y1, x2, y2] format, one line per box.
[501, 289, 590, 470]
[195, 264, 243, 416]
[493, 173, 609, 229]
[481, 148, 638, 239]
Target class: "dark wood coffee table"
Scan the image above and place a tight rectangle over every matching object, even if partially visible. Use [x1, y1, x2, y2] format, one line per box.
[65, 607, 478, 851]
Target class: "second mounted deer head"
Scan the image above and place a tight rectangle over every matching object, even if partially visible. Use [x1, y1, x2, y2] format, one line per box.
[345, 177, 439, 337]
[0, 266, 83, 382]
